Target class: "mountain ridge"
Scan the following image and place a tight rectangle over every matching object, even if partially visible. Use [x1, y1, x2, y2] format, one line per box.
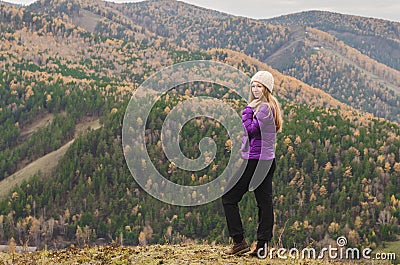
[265, 10, 400, 72]
[0, 0, 20, 7]
[267, 10, 400, 25]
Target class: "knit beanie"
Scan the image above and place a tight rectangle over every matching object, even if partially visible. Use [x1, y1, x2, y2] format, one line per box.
[250, 71, 274, 93]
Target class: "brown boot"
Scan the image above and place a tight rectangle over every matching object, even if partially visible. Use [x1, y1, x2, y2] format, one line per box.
[224, 239, 250, 255]
[249, 242, 268, 258]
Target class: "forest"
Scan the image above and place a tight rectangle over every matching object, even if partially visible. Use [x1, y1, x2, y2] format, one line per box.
[1, 83, 399, 249]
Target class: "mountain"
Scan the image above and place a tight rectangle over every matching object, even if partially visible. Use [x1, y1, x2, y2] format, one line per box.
[102, 2, 400, 123]
[36, 0, 399, 123]
[0, 0, 399, 253]
[0, 1, 21, 7]
[264, 11, 400, 122]
[266, 10, 400, 71]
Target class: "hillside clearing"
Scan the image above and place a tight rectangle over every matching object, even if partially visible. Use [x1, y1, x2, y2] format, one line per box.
[326, 48, 400, 95]
[0, 119, 101, 200]
[18, 113, 54, 142]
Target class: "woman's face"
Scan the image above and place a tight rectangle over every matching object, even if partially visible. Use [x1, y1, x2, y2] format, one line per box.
[251, 81, 264, 99]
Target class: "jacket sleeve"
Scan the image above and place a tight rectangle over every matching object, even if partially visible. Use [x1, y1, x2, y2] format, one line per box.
[242, 106, 260, 136]
[255, 104, 275, 132]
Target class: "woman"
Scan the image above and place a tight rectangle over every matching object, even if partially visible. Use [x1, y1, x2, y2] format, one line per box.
[222, 70, 282, 257]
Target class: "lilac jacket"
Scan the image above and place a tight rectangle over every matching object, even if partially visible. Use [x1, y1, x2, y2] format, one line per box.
[241, 104, 276, 160]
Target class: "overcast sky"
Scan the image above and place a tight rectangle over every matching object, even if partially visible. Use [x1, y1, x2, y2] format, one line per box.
[5, 0, 400, 22]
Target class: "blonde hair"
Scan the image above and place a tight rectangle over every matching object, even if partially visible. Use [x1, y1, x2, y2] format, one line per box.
[249, 83, 283, 132]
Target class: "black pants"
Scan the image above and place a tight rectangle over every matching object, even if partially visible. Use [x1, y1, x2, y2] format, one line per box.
[222, 159, 276, 243]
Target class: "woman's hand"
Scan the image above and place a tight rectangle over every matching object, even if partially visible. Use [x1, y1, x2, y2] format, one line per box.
[248, 98, 261, 108]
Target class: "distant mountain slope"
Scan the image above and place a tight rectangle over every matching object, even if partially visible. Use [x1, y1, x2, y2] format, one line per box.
[0, 1, 20, 7]
[27, 0, 161, 44]
[265, 25, 400, 122]
[260, 15, 400, 122]
[208, 48, 350, 110]
[45, 0, 398, 123]
[265, 10, 400, 71]
[28, 0, 291, 65]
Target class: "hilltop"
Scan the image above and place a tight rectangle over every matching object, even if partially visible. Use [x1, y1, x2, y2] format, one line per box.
[0, 243, 393, 264]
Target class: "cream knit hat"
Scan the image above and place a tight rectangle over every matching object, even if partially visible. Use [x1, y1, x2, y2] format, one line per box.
[250, 71, 274, 93]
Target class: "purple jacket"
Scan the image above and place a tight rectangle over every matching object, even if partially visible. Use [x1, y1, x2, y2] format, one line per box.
[241, 104, 276, 160]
